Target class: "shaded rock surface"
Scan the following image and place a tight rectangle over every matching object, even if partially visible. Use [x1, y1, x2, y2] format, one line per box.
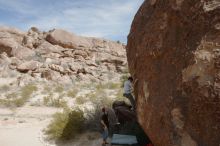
[0, 26, 127, 84]
[127, 0, 220, 146]
[112, 100, 136, 125]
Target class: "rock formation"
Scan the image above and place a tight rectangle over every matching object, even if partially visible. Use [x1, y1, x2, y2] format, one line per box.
[127, 0, 220, 146]
[0, 26, 127, 84]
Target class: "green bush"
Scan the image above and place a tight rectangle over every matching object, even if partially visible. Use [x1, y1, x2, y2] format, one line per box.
[45, 109, 85, 140]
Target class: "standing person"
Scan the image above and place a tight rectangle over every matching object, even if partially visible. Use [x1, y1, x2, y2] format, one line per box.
[123, 77, 135, 109]
[101, 107, 109, 145]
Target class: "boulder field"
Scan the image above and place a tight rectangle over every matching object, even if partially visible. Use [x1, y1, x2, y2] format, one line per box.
[0, 26, 127, 84]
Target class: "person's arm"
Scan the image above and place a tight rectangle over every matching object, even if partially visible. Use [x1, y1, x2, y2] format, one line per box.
[128, 81, 134, 93]
[101, 120, 107, 129]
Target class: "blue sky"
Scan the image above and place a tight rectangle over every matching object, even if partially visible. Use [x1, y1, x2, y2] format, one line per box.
[0, 0, 144, 43]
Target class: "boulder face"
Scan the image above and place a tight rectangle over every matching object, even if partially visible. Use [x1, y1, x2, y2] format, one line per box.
[46, 29, 91, 48]
[127, 1, 220, 146]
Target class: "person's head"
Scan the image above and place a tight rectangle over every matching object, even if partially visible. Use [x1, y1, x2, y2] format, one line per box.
[128, 76, 133, 82]
[102, 107, 106, 113]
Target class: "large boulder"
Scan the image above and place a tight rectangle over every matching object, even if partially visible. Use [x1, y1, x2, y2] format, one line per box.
[46, 29, 91, 49]
[0, 39, 34, 59]
[0, 26, 25, 44]
[0, 27, 34, 59]
[127, 1, 220, 146]
[17, 61, 41, 72]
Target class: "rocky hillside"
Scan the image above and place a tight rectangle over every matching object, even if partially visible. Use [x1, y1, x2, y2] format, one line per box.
[127, 0, 220, 146]
[0, 26, 127, 85]
[0, 26, 127, 146]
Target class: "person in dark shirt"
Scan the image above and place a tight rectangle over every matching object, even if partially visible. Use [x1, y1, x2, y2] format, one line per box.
[101, 107, 109, 145]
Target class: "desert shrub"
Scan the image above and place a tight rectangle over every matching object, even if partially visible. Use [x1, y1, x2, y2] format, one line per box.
[0, 96, 26, 107]
[115, 89, 124, 100]
[43, 95, 67, 108]
[42, 85, 51, 94]
[67, 88, 78, 98]
[75, 96, 87, 105]
[13, 98, 27, 107]
[20, 83, 38, 99]
[45, 109, 85, 140]
[0, 99, 11, 107]
[50, 98, 67, 108]
[43, 95, 51, 106]
[0, 84, 37, 107]
[0, 85, 10, 92]
[96, 82, 120, 90]
[5, 92, 17, 99]
[86, 93, 97, 103]
[107, 82, 120, 89]
[54, 85, 64, 93]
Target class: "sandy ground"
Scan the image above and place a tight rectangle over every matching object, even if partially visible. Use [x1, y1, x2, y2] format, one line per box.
[0, 106, 104, 146]
[0, 106, 60, 146]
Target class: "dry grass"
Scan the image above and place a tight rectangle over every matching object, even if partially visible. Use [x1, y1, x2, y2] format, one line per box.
[75, 96, 87, 105]
[54, 85, 64, 93]
[0, 85, 10, 92]
[67, 88, 78, 98]
[0, 83, 37, 107]
[43, 94, 67, 108]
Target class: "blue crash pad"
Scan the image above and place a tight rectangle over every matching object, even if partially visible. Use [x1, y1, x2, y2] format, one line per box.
[111, 134, 138, 145]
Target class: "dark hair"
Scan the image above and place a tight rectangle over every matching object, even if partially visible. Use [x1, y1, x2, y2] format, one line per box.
[128, 76, 133, 81]
[102, 107, 105, 112]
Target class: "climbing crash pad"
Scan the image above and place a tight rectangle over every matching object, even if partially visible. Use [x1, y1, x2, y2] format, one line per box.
[111, 134, 138, 145]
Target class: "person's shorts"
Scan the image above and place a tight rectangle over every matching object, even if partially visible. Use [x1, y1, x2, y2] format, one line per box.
[102, 128, 108, 140]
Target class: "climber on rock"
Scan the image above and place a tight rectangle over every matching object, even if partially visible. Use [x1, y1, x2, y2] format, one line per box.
[123, 76, 136, 109]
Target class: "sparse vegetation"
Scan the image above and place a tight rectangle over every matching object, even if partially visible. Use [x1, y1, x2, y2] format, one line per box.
[0, 96, 29, 107]
[20, 83, 38, 99]
[0, 85, 10, 92]
[42, 85, 51, 94]
[96, 82, 120, 90]
[5, 92, 17, 99]
[45, 109, 85, 140]
[0, 83, 37, 107]
[67, 88, 78, 98]
[75, 96, 87, 105]
[116, 88, 124, 100]
[43, 94, 67, 108]
[54, 85, 64, 93]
